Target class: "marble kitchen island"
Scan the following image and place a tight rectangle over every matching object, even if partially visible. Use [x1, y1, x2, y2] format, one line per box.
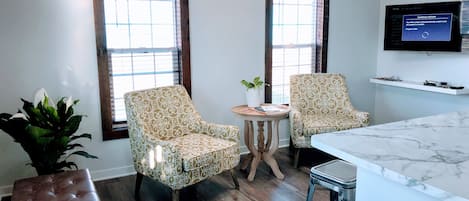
[311, 111, 469, 201]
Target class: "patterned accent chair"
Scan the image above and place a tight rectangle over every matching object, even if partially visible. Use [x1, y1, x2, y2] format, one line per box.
[289, 74, 369, 168]
[124, 85, 240, 201]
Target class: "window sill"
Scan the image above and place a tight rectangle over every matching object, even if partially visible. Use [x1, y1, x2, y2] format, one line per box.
[103, 127, 128, 141]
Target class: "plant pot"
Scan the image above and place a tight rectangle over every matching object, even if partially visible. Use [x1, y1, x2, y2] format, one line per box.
[246, 88, 262, 107]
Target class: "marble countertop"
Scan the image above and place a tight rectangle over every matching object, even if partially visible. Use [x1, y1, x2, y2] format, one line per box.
[311, 111, 469, 201]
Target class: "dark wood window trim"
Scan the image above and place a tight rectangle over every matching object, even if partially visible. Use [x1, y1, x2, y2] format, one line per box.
[265, 0, 274, 104]
[265, 0, 329, 104]
[93, 0, 191, 140]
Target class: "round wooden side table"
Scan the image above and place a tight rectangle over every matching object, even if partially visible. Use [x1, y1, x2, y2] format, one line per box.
[231, 104, 290, 181]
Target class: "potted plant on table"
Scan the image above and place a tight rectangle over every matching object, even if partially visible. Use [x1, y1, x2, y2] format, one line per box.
[0, 88, 97, 175]
[241, 76, 264, 107]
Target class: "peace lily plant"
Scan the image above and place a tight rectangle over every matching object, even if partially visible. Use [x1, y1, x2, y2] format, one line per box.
[0, 88, 97, 175]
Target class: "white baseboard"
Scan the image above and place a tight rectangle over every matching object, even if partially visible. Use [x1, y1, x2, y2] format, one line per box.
[240, 138, 290, 154]
[90, 165, 136, 182]
[0, 186, 12, 198]
[0, 138, 290, 198]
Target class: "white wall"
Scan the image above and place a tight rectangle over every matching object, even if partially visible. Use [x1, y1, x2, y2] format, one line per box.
[375, 0, 469, 124]
[328, 0, 380, 119]
[0, 0, 133, 193]
[189, 0, 276, 148]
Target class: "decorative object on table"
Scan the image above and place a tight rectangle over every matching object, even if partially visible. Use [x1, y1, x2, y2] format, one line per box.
[0, 88, 98, 175]
[241, 76, 264, 107]
[254, 105, 287, 113]
[125, 85, 240, 201]
[289, 74, 369, 168]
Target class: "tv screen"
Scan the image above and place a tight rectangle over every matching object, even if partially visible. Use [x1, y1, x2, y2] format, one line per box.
[384, 2, 462, 52]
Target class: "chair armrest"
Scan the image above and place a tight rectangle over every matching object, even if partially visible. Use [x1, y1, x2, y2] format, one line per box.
[289, 108, 304, 139]
[351, 110, 370, 126]
[198, 121, 240, 143]
[130, 132, 183, 177]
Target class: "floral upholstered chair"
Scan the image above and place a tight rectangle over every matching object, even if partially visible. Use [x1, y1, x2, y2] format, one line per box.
[124, 85, 240, 201]
[289, 74, 369, 168]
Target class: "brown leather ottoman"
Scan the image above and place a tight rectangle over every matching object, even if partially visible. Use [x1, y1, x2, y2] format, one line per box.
[11, 169, 100, 201]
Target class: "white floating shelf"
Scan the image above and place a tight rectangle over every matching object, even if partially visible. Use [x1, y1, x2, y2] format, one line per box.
[370, 78, 469, 95]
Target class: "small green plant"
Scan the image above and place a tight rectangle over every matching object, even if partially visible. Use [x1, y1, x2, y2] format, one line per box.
[0, 88, 97, 175]
[241, 76, 264, 90]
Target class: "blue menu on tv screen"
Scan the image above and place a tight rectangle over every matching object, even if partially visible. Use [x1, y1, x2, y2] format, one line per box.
[402, 13, 453, 41]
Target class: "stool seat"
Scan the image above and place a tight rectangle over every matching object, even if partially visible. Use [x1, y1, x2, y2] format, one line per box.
[12, 169, 100, 201]
[307, 160, 357, 201]
[311, 159, 356, 187]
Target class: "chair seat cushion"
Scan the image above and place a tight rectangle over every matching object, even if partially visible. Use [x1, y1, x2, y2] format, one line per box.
[303, 115, 365, 136]
[169, 133, 238, 171]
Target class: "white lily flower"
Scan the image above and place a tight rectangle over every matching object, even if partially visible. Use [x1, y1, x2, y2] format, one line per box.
[33, 88, 48, 108]
[33, 88, 55, 108]
[10, 113, 28, 120]
[65, 96, 73, 113]
[48, 96, 55, 108]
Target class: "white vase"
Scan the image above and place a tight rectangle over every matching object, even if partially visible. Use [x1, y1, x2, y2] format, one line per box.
[246, 88, 262, 107]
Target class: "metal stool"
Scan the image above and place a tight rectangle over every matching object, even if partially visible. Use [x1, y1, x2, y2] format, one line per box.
[306, 159, 356, 201]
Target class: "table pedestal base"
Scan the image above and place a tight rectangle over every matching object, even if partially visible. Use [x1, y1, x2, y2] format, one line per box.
[241, 120, 284, 181]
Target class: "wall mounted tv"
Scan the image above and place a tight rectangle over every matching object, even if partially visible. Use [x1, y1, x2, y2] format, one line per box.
[384, 2, 462, 52]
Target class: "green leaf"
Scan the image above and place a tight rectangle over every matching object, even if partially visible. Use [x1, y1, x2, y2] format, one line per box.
[65, 107, 74, 120]
[70, 133, 92, 141]
[63, 115, 82, 136]
[241, 76, 264, 89]
[0, 113, 29, 142]
[58, 136, 70, 147]
[241, 80, 251, 88]
[0, 113, 12, 125]
[68, 151, 98, 159]
[25, 125, 54, 144]
[24, 101, 48, 127]
[45, 105, 60, 125]
[21, 99, 37, 120]
[57, 98, 67, 120]
[66, 143, 84, 150]
[254, 76, 260, 83]
[253, 76, 263, 87]
[20, 98, 34, 110]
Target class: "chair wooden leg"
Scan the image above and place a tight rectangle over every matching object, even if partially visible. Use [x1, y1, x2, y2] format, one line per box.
[230, 169, 240, 190]
[135, 172, 144, 200]
[293, 148, 300, 168]
[172, 189, 180, 201]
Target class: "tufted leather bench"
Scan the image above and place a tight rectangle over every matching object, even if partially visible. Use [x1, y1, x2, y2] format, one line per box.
[11, 169, 100, 201]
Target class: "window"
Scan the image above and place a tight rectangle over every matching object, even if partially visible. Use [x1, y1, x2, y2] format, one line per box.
[93, 0, 191, 140]
[265, 0, 329, 104]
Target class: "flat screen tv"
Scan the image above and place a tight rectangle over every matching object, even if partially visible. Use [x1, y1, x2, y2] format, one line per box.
[384, 2, 462, 52]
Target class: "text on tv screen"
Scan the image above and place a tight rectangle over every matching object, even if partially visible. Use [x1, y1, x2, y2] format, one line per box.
[402, 13, 453, 42]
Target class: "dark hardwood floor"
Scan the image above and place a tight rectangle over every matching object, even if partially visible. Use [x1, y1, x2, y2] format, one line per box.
[2, 147, 335, 201]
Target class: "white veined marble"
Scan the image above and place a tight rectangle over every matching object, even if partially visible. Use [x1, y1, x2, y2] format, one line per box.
[311, 111, 469, 201]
